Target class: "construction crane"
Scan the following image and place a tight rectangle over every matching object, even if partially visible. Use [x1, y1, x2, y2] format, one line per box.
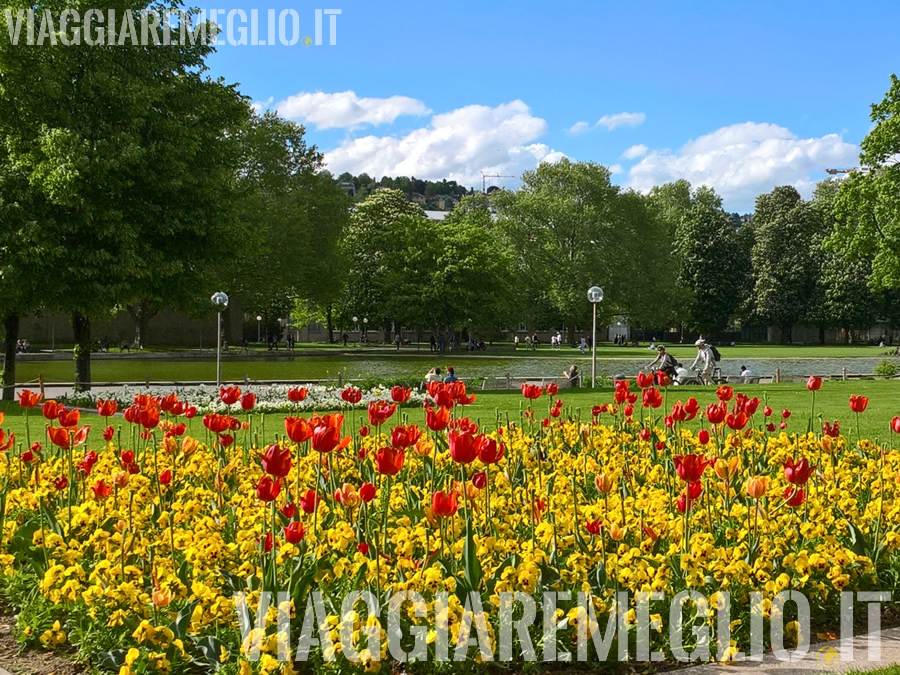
[825, 168, 856, 175]
[481, 171, 515, 194]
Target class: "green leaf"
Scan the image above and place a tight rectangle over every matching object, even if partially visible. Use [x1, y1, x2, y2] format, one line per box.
[462, 516, 482, 592]
[169, 599, 198, 640]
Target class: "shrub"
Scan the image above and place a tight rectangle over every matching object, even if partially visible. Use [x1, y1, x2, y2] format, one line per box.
[874, 360, 898, 378]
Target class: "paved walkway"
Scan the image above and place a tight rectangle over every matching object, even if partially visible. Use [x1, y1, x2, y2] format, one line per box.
[686, 626, 900, 673]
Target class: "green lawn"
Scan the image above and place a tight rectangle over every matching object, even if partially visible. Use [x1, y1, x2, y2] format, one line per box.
[2, 380, 899, 448]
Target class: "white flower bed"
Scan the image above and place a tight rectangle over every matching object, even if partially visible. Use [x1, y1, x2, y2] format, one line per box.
[60, 383, 429, 415]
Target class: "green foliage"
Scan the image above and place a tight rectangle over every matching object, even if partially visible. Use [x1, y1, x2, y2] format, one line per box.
[874, 360, 898, 378]
[830, 74, 900, 289]
[750, 186, 824, 341]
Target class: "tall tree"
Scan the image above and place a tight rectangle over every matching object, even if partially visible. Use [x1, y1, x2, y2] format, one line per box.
[831, 74, 900, 289]
[494, 160, 658, 343]
[0, 0, 249, 388]
[751, 186, 822, 343]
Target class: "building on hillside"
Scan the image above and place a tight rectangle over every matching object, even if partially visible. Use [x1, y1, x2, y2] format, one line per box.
[338, 181, 356, 197]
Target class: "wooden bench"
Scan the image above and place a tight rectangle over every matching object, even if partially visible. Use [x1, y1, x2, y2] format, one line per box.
[481, 375, 583, 390]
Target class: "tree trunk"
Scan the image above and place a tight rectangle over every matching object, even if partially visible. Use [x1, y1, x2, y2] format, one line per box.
[222, 305, 233, 348]
[818, 326, 826, 345]
[780, 323, 792, 345]
[72, 313, 92, 391]
[325, 304, 335, 343]
[127, 301, 157, 349]
[1, 313, 18, 401]
[565, 321, 576, 346]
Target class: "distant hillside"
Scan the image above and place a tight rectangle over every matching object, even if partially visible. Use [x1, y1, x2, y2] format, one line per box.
[336, 173, 476, 211]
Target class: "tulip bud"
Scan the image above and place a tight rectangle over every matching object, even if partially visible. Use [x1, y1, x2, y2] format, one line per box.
[746, 476, 768, 499]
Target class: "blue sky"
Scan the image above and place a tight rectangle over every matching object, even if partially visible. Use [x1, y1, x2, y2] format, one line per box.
[203, 0, 899, 212]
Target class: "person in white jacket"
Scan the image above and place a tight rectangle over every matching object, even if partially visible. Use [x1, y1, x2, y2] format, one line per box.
[690, 340, 716, 384]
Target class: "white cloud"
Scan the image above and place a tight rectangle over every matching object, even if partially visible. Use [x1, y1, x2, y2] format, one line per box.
[627, 122, 859, 211]
[622, 144, 648, 160]
[250, 96, 274, 114]
[596, 112, 646, 131]
[568, 121, 590, 135]
[324, 100, 565, 187]
[275, 90, 430, 130]
[608, 164, 624, 175]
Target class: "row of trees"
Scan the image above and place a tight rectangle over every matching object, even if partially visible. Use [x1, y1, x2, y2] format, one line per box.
[0, 0, 348, 394]
[330, 76, 900, 348]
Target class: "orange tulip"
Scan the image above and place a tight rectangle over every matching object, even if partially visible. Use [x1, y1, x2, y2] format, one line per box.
[595, 473, 615, 494]
[746, 476, 768, 499]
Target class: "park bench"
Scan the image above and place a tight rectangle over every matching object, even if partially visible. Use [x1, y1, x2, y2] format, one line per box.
[481, 375, 583, 390]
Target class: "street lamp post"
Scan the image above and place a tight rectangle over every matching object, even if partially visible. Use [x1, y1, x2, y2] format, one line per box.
[587, 286, 604, 388]
[256, 315, 262, 344]
[211, 292, 229, 388]
[362, 318, 368, 344]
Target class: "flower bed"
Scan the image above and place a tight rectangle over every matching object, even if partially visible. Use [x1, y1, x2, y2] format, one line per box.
[0, 381, 899, 673]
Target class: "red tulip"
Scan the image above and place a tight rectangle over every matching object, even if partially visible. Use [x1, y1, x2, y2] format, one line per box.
[698, 429, 710, 444]
[284, 521, 305, 544]
[299, 489, 319, 514]
[823, 420, 841, 438]
[358, 425, 370, 438]
[763, 406, 773, 417]
[219, 434, 234, 448]
[639, 428, 651, 441]
[374, 447, 405, 476]
[240, 392, 256, 411]
[706, 402, 727, 425]
[53, 476, 68, 490]
[545, 382, 559, 397]
[17, 390, 42, 409]
[476, 436, 504, 464]
[849, 394, 869, 413]
[96, 399, 118, 418]
[783, 457, 814, 485]
[341, 387, 362, 404]
[357, 542, 370, 555]
[655, 371, 671, 387]
[716, 385, 734, 402]
[47, 425, 90, 450]
[892, 417, 900, 434]
[641, 388, 663, 409]
[367, 400, 397, 427]
[425, 405, 450, 431]
[784, 487, 806, 507]
[446, 430, 477, 464]
[673, 454, 711, 483]
[766, 423, 776, 432]
[390, 386, 412, 403]
[92, 479, 112, 500]
[624, 404, 634, 418]
[390, 425, 422, 449]
[42, 401, 62, 421]
[139, 408, 160, 430]
[103, 426, 114, 441]
[260, 444, 292, 477]
[359, 482, 377, 503]
[806, 376, 823, 391]
[782, 409, 792, 419]
[636, 372, 654, 389]
[159, 470, 172, 485]
[284, 417, 312, 444]
[683, 398, 700, 421]
[472, 471, 487, 489]
[520, 383, 543, 399]
[287, 387, 308, 403]
[256, 475, 281, 502]
[57, 408, 80, 429]
[725, 412, 749, 431]
[671, 402, 686, 423]
[585, 520, 602, 536]
[260, 532, 273, 553]
[311, 424, 350, 454]
[219, 386, 241, 405]
[431, 490, 458, 518]
[281, 502, 296, 519]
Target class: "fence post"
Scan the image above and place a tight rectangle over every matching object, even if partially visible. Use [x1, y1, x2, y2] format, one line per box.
[842, 367, 847, 381]
[775, 368, 780, 384]
[39, 374, 45, 398]
[337, 373, 343, 388]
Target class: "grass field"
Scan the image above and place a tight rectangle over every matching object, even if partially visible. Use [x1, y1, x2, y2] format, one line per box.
[2, 380, 899, 447]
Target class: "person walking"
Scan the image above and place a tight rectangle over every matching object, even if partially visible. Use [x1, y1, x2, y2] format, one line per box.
[690, 339, 716, 385]
[514, 335, 520, 351]
[430, 335, 436, 352]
